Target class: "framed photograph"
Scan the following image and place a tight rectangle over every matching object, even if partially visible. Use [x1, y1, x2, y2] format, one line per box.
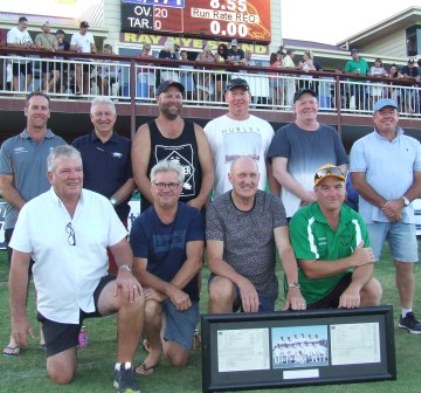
[201, 306, 396, 392]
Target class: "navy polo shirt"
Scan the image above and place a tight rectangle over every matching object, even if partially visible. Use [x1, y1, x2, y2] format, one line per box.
[72, 131, 133, 221]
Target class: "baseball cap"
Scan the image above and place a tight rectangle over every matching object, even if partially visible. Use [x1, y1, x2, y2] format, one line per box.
[408, 59, 415, 64]
[156, 80, 185, 96]
[225, 78, 249, 92]
[230, 39, 238, 47]
[314, 164, 346, 186]
[350, 48, 359, 54]
[56, 29, 65, 35]
[293, 88, 317, 103]
[80, 21, 89, 28]
[373, 98, 398, 112]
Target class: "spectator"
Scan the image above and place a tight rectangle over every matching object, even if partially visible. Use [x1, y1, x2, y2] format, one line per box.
[368, 58, 387, 108]
[179, 50, 195, 100]
[350, 98, 421, 334]
[282, 48, 297, 107]
[267, 88, 348, 219]
[130, 159, 204, 375]
[159, 38, 178, 83]
[0, 92, 66, 356]
[7, 16, 35, 91]
[137, 43, 155, 98]
[214, 43, 228, 102]
[242, 50, 256, 67]
[35, 22, 59, 93]
[54, 29, 70, 94]
[195, 43, 215, 102]
[269, 52, 284, 108]
[132, 80, 214, 213]
[206, 156, 306, 313]
[8, 145, 144, 391]
[386, 63, 403, 104]
[226, 39, 244, 66]
[344, 49, 369, 110]
[70, 21, 97, 95]
[204, 78, 277, 198]
[72, 97, 135, 273]
[289, 164, 382, 309]
[298, 50, 317, 89]
[400, 59, 420, 114]
[97, 44, 120, 96]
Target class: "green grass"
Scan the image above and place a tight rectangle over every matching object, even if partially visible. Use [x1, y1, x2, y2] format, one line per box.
[1, 246, 421, 392]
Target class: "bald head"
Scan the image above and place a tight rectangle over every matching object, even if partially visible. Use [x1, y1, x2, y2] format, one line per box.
[230, 156, 259, 175]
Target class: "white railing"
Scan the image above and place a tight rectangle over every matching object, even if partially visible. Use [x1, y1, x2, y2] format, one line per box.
[0, 54, 420, 118]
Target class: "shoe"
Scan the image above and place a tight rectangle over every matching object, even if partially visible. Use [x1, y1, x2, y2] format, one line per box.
[113, 363, 141, 393]
[399, 312, 421, 334]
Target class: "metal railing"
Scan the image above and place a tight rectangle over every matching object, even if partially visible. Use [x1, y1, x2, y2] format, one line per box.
[0, 49, 420, 119]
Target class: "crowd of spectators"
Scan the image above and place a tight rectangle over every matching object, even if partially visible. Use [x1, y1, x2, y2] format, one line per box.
[0, 16, 420, 115]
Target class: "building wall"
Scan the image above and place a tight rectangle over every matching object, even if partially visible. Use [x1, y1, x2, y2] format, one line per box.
[360, 30, 407, 59]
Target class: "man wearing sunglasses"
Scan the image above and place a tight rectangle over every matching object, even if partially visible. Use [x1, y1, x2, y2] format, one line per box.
[289, 164, 382, 309]
[350, 98, 421, 334]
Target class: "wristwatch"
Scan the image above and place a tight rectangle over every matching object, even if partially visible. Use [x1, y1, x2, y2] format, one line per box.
[288, 282, 301, 289]
[402, 196, 410, 207]
[110, 196, 118, 207]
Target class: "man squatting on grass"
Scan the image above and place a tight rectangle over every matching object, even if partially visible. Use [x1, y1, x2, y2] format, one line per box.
[8, 145, 144, 393]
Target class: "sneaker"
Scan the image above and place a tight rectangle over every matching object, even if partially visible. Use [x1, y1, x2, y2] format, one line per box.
[113, 363, 141, 393]
[398, 312, 421, 334]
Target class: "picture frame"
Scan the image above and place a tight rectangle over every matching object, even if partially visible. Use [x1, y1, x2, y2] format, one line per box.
[201, 306, 396, 392]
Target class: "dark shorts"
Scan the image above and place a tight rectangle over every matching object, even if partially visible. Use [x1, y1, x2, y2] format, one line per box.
[12, 62, 33, 76]
[307, 272, 353, 309]
[209, 273, 276, 313]
[37, 275, 115, 357]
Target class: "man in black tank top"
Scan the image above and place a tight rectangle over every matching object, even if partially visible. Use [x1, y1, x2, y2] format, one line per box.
[132, 80, 214, 212]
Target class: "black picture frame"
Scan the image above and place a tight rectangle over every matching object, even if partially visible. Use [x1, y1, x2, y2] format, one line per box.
[201, 306, 396, 392]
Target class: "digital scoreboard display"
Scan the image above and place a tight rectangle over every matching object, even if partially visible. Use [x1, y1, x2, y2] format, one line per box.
[121, 0, 271, 43]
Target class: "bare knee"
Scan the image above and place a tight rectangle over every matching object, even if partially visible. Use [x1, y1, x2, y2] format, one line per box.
[145, 299, 162, 321]
[361, 278, 383, 306]
[209, 277, 236, 312]
[47, 354, 77, 385]
[164, 342, 189, 367]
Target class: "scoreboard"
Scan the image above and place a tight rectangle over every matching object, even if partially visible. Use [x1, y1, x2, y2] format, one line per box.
[121, 0, 271, 43]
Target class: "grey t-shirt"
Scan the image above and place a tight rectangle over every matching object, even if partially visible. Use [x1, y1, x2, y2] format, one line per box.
[0, 129, 66, 229]
[206, 190, 287, 297]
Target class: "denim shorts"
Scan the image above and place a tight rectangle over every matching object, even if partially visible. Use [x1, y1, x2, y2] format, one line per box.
[162, 299, 200, 350]
[366, 221, 418, 263]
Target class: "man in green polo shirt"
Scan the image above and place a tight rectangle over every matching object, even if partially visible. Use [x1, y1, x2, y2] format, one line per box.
[289, 164, 382, 309]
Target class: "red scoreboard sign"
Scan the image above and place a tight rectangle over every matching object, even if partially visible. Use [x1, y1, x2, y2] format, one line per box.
[121, 0, 271, 43]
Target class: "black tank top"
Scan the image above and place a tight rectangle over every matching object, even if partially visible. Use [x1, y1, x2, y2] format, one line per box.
[142, 119, 202, 211]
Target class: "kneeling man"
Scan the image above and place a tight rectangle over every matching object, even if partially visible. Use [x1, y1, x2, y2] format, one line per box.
[130, 160, 204, 375]
[206, 156, 306, 313]
[289, 164, 382, 309]
[9, 145, 144, 393]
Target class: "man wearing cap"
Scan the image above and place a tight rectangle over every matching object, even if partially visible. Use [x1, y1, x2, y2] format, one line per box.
[400, 59, 420, 114]
[207, 156, 306, 314]
[70, 21, 97, 95]
[204, 77, 277, 198]
[344, 49, 369, 110]
[132, 80, 214, 213]
[226, 39, 244, 66]
[268, 88, 347, 219]
[350, 98, 421, 333]
[289, 164, 381, 309]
